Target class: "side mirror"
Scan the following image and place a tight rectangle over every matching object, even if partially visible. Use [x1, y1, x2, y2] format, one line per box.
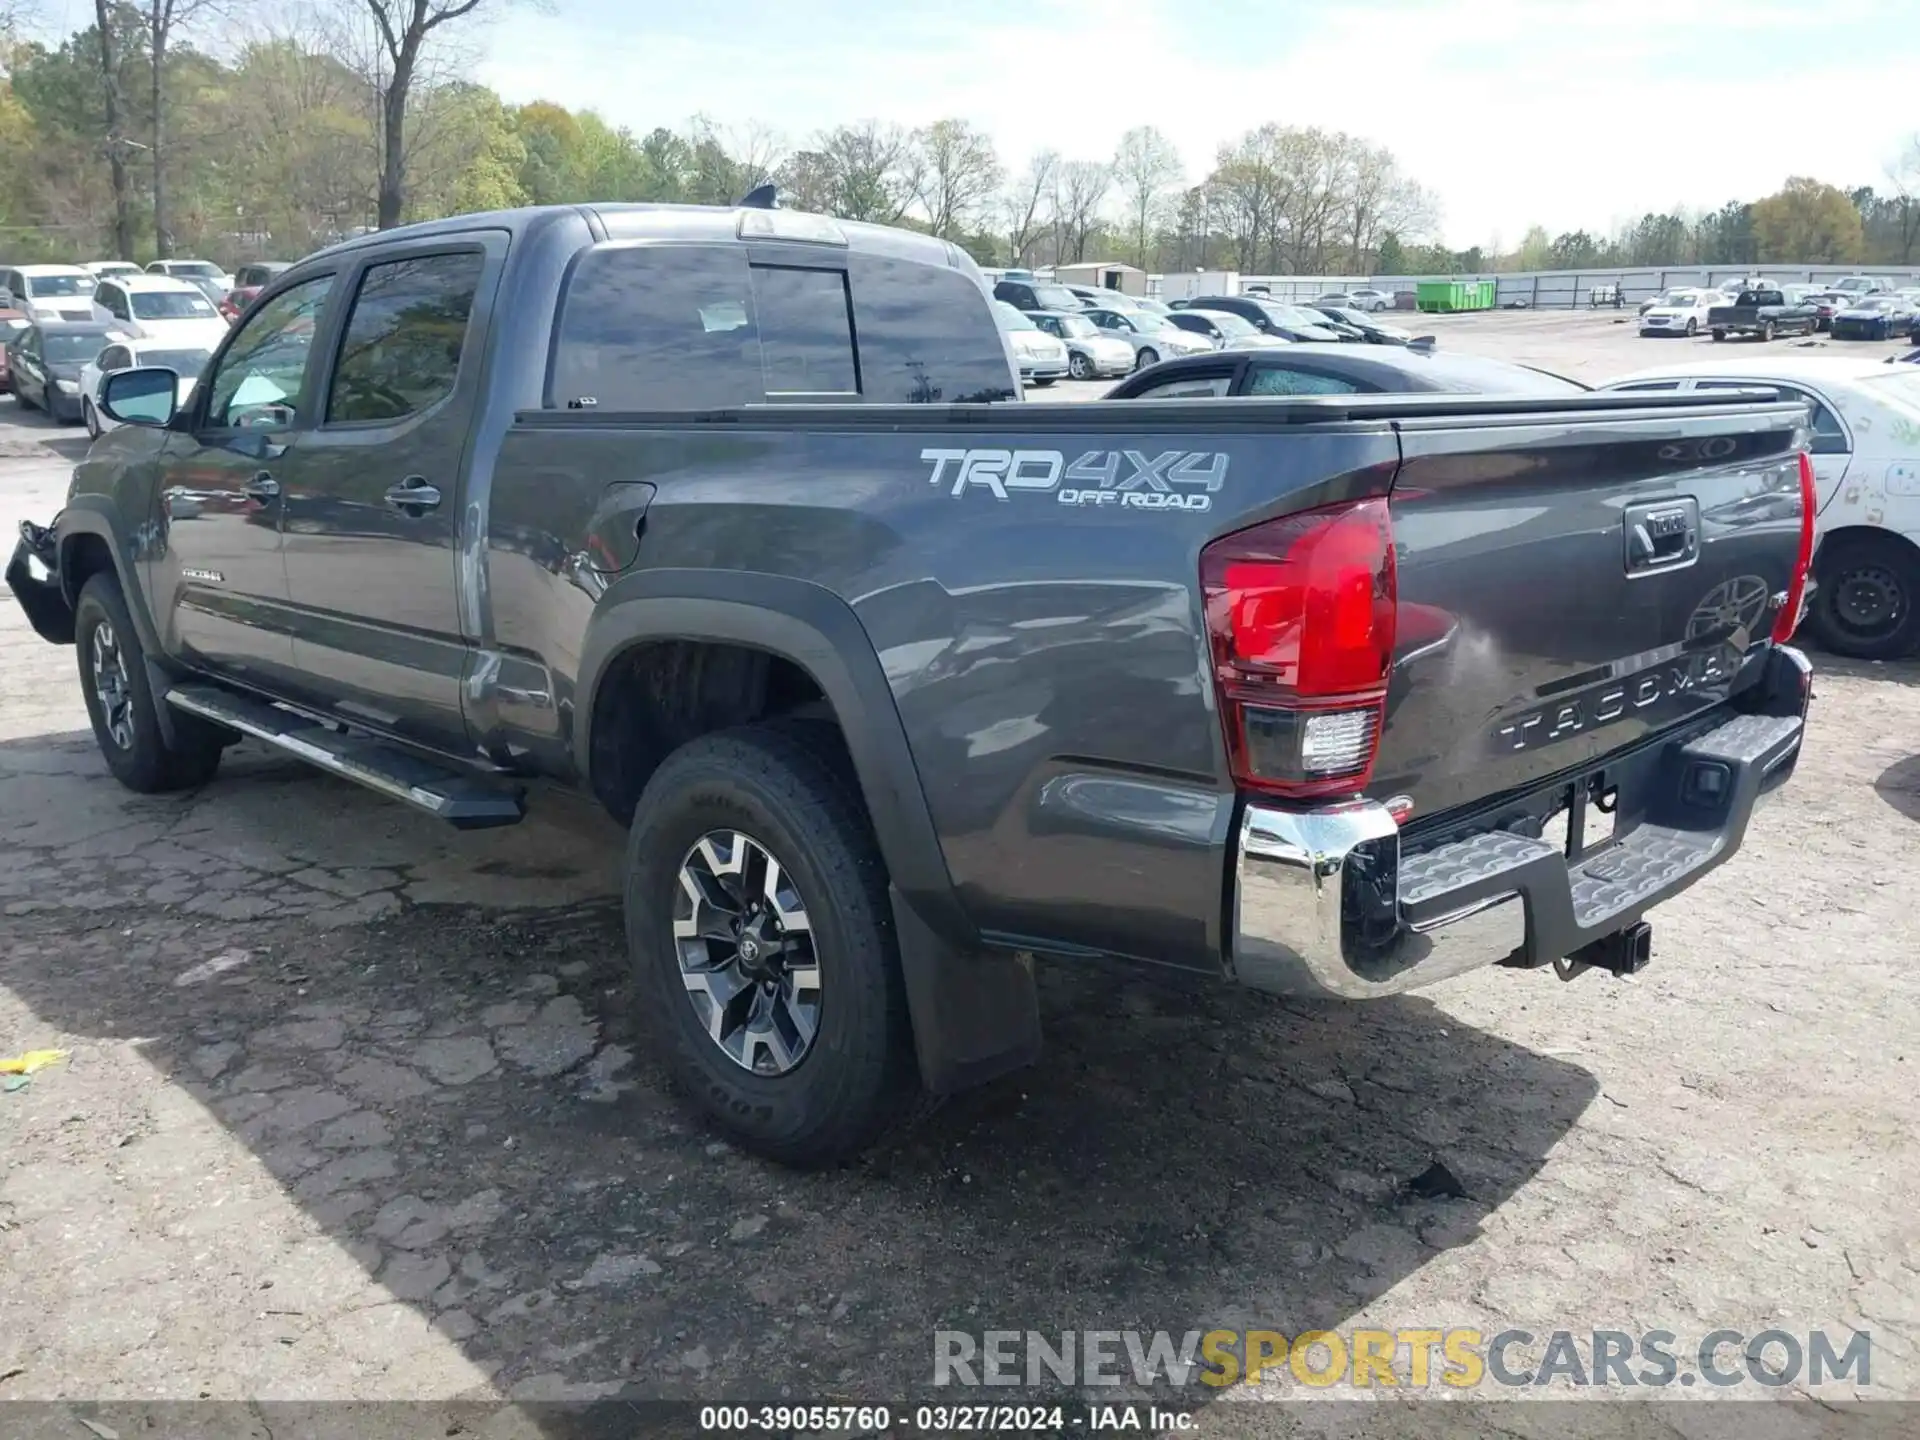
[101, 366, 179, 428]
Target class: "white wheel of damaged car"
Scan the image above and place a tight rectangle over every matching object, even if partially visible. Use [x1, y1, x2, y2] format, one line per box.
[673, 829, 821, 1076]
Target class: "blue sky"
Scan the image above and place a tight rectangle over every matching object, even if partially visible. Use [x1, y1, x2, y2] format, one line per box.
[473, 0, 1920, 248]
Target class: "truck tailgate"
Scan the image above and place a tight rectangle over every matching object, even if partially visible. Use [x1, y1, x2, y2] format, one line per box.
[1372, 402, 1809, 819]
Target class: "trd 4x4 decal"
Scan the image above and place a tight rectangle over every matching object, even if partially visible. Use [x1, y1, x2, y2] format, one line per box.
[921, 448, 1228, 512]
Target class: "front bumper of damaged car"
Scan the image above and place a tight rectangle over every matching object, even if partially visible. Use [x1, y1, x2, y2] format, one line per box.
[6, 519, 75, 646]
[1230, 644, 1811, 999]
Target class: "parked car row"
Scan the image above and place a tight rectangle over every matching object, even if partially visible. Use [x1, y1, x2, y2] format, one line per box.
[3, 317, 214, 430]
[1636, 274, 1920, 344]
[0, 252, 287, 423]
[0, 255, 292, 327]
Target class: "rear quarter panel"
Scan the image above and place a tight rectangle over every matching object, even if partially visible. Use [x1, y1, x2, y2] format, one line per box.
[488, 418, 1398, 971]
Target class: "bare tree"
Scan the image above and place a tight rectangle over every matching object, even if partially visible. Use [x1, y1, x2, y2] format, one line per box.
[1000, 149, 1056, 265]
[93, 0, 138, 260]
[144, 0, 225, 258]
[907, 118, 1001, 240]
[1885, 135, 1920, 263]
[362, 0, 517, 228]
[815, 120, 911, 223]
[1051, 158, 1110, 264]
[1111, 126, 1181, 267]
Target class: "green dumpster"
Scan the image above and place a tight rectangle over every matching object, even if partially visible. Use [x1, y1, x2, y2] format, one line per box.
[1415, 279, 1495, 313]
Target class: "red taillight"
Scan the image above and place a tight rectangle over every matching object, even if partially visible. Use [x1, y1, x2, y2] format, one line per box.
[1202, 498, 1397, 799]
[1772, 450, 1817, 643]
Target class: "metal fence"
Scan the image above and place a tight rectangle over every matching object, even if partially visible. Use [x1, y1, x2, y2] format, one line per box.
[1156, 266, 1920, 309]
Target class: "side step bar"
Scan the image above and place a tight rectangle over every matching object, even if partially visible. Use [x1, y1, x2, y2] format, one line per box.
[166, 683, 525, 830]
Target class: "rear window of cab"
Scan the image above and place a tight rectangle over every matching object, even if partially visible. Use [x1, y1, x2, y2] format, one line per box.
[549, 243, 1016, 410]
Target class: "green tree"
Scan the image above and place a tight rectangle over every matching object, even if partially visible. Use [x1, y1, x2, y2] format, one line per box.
[1547, 230, 1603, 269]
[1752, 177, 1862, 263]
[514, 100, 581, 203]
[1375, 230, 1405, 273]
[1509, 224, 1551, 271]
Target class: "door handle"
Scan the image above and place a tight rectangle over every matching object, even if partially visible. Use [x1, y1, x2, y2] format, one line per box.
[243, 471, 279, 501]
[384, 477, 442, 514]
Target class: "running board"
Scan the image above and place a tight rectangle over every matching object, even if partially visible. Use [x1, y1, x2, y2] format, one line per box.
[165, 683, 525, 829]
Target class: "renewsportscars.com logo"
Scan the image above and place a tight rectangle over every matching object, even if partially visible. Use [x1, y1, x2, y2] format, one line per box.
[932, 1327, 1873, 1390]
[922, 448, 1228, 511]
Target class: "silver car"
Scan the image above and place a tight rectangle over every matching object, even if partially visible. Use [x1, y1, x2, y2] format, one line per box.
[993, 301, 1069, 385]
[1083, 307, 1215, 369]
[1027, 310, 1135, 379]
[1168, 308, 1291, 351]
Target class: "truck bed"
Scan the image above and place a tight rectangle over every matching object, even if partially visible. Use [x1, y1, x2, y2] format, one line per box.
[498, 388, 1810, 972]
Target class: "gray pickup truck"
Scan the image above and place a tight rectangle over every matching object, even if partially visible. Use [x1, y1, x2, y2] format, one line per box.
[8, 202, 1816, 1164]
[1708, 288, 1820, 342]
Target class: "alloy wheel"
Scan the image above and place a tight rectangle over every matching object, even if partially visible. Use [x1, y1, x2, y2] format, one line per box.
[89, 617, 135, 751]
[672, 830, 821, 1075]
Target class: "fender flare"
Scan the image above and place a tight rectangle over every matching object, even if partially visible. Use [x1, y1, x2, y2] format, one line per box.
[575, 568, 976, 952]
[54, 498, 164, 655]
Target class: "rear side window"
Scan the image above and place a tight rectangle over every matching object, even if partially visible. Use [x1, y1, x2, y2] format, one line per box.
[327, 251, 483, 424]
[1248, 366, 1365, 396]
[850, 255, 1016, 403]
[1697, 380, 1849, 454]
[751, 265, 857, 395]
[551, 244, 761, 411]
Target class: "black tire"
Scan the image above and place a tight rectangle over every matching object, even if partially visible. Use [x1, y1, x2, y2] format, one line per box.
[1759, 320, 1776, 342]
[83, 400, 100, 439]
[1029, 377, 1055, 388]
[1711, 329, 1726, 342]
[1135, 347, 1159, 371]
[1068, 351, 1093, 381]
[1685, 318, 1698, 337]
[624, 722, 915, 1166]
[74, 573, 225, 792]
[1807, 533, 1920, 661]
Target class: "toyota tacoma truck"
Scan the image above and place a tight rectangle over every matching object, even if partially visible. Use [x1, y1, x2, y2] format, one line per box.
[1708, 288, 1819, 342]
[7, 202, 1816, 1165]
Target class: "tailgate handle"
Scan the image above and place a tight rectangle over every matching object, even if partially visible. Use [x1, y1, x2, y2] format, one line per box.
[1624, 499, 1699, 575]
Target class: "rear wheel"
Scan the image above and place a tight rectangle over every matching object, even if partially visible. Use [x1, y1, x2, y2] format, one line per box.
[74, 573, 225, 792]
[624, 722, 915, 1165]
[1759, 319, 1776, 342]
[1808, 533, 1920, 660]
[1134, 347, 1159, 371]
[1711, 328, 1726, 342]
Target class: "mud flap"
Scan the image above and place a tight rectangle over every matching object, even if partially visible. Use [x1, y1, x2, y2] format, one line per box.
[890, 887, 1041, 1094]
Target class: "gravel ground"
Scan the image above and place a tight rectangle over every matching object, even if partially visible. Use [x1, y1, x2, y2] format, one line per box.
[2, 323, 1917, 1434]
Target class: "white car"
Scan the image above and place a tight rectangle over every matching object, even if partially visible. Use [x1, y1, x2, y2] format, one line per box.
[79, 335, 214, 439]
[80, 260, 143, 280]
[0, 263, 97, 322]
[991, 301, 1069, 386]
[1083, 307, 1215, 369]
[90, 274, 228, 348]
[1638, 288, 1716, 338]
[1603, 356, 1920, 658]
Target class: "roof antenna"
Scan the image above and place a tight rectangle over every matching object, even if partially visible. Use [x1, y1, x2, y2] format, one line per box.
[739, 182, 779, 209]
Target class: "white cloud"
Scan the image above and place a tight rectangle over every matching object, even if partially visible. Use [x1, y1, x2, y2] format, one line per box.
[476, 0, 1920, 248]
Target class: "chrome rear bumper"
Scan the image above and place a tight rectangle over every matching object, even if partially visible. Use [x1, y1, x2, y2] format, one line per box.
[1231, 649, 1810, 999]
